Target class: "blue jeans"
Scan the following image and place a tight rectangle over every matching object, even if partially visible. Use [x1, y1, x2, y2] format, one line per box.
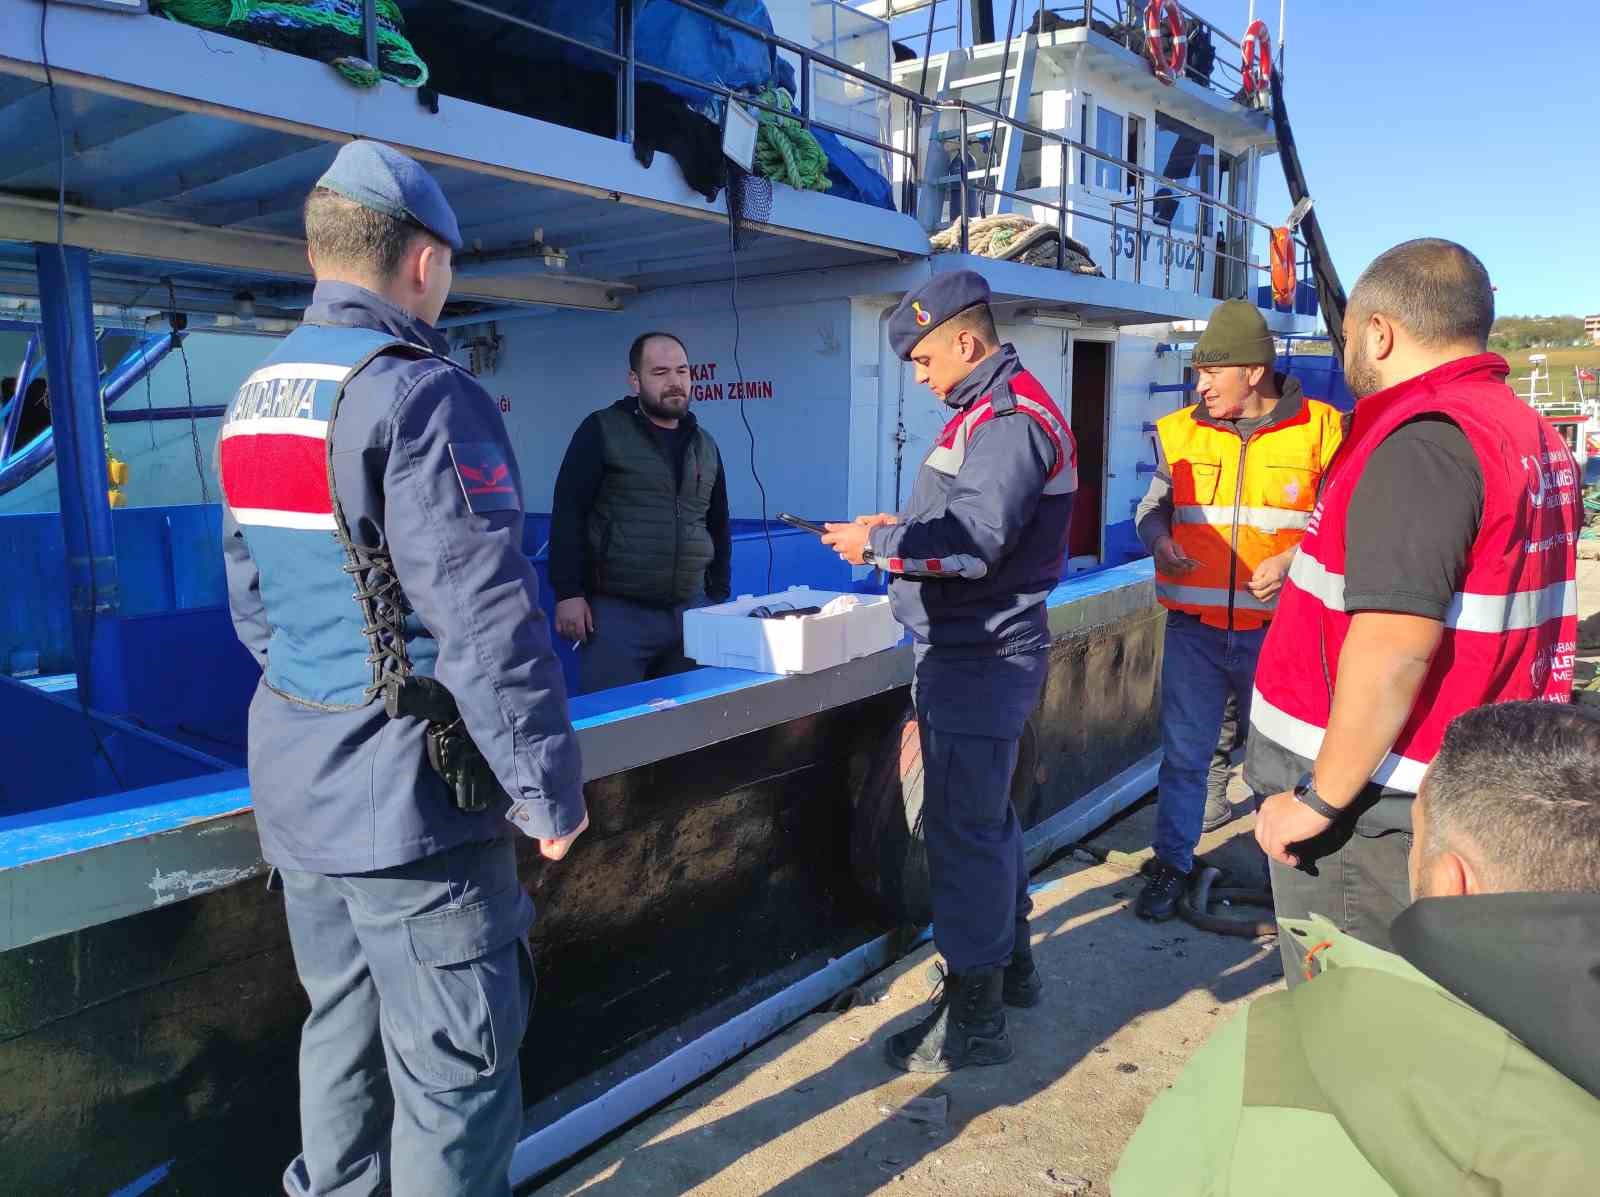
[1155, 612, 1267, 873]
[277, 838, 535, 1197]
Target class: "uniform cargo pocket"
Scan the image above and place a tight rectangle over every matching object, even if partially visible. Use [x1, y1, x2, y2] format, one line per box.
[403, 883, 535, 1089]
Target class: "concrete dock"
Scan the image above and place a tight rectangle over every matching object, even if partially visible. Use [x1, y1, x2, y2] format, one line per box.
[528, 555, 1600, 1197]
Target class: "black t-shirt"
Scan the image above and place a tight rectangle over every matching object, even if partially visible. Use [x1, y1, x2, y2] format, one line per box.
[1343, 416, 1484, 620]
[645, 418, 695, 484]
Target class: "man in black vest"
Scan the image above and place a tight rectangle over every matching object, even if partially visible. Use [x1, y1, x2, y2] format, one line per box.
[550, 332, 732, 693]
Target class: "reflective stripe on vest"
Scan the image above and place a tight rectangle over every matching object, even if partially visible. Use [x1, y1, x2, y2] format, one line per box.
[1251, 355, 1583, 791]
[1154, 396, 1343, 631]
[1288, 551, 1577, 632]
[1250, 687, 1430, 793]
[1155, 581, 1273, 613]
[1172, 505, 1312, 532]
[219, 324, 424, 708]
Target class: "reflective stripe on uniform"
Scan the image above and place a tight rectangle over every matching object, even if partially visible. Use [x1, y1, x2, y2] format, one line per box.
[219, 416, 329, 442]
[1014, 395, 1077, 488]
[1249, 687, 1430, 794]
[237, 361, 354, 387]
[885, 554, 989, 580]
[1156, 580, 1273, 612]
[1172, 505, 1311, 532]
[1290, 551, 1576, 632]
[227, 506, 338, 531]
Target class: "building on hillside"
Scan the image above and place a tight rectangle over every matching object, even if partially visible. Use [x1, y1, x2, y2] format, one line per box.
[1585, 313, 1600, 344]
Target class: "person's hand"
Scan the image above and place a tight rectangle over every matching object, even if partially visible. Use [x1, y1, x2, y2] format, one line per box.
[1153, 535, 1201, 576]
[823, 521, 873, 566]
[555, 597, 593, 644]
[853, 513, 899, 530]
[539, 812, 589, 862]
[1248, 552, 1291, 604]
[1255, 790, 1332, 868]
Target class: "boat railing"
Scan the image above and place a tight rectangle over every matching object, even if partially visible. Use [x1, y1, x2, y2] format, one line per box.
[357, 0, 1303, 304]
[913, 97, 1310, 300]
[1062, 2, 1256, 104]
[888, 2, 1267, 108]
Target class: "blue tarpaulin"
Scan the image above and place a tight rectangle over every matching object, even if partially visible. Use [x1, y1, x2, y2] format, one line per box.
[814, 128, 895, 210]
[634, 0, 797, 102]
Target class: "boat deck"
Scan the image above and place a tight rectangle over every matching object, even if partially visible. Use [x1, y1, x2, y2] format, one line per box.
[0, 559, 1156, 953]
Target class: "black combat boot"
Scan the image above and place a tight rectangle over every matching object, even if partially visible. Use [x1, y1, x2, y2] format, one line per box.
[1003, 919, 1043, 1008]
[1135, 860, 1190, 922]
[886, 964, 1013, 1074]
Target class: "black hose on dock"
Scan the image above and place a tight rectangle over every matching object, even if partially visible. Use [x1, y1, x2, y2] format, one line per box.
[1178, 865, 1277, 938]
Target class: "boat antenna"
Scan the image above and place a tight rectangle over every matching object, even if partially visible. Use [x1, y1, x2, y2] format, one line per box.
[1268, 63, 1346, 358]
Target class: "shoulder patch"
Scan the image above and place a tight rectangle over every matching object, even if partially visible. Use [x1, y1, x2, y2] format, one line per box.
[448, 442, 521, 514]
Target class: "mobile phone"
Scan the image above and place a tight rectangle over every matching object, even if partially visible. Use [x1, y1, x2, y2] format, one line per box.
[777, 512, 828, 536]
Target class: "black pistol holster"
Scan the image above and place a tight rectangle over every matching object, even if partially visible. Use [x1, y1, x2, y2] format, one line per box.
[324, 346, 508, 816]
[380, 674, 502, 814]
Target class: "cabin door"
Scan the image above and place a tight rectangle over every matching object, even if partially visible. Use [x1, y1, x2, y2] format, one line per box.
[1066, 335, 1112, 569]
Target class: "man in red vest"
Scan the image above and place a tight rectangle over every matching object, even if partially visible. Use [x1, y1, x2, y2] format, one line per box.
[1248, 238, 1583, 980]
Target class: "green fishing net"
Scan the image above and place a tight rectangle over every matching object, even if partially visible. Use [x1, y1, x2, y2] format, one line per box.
[151, 0, 428, 89]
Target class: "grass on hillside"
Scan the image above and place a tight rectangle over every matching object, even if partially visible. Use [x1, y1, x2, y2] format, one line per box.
[1496, 346, 1600, 400]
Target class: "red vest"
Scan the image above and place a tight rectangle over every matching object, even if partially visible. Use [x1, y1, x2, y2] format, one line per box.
[1251, 354, 1582, 794]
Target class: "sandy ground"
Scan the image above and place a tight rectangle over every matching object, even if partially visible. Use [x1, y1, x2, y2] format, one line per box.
[526, 554, 1600, 1197]
[528, 799, 1276, 1197]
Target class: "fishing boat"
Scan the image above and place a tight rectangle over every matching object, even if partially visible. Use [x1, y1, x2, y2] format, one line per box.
[1518, 354, 1599, 475]
[0, 2, 1334, 1190]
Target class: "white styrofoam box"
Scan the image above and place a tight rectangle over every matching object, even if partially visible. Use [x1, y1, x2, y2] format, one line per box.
[683, 586, 903, 675]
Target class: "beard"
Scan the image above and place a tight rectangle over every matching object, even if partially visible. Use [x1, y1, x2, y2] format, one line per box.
[639, 386, 689, 421]
[1344, 334, 1384, 399]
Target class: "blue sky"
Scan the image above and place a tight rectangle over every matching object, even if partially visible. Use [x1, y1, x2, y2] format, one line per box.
[1212, 1, 1599, 318]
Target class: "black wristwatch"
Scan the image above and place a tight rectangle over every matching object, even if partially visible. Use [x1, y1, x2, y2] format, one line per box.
[1293, 772, 1342, 820]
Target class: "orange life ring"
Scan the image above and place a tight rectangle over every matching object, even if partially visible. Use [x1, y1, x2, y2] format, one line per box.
[1270, 227, 1296, 308]
[1241, 19, 1272, 98]
[1143, 0, 1187, 85]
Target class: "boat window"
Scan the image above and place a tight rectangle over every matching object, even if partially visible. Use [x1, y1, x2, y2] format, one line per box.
[1124, 114, 1145, 197]
[1152, 113, 1215, 231]
[1093, 107, 1124, 192]
[1018, 92, 1045, 191]
[1076, 95, 1090, 186]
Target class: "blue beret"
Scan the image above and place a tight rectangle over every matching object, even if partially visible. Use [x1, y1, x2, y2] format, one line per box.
[316, 140, 463, 251]
[887, 270, 992, 360]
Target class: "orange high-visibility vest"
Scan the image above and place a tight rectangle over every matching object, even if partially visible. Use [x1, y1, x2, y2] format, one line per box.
[1155, 391, 1344, 630]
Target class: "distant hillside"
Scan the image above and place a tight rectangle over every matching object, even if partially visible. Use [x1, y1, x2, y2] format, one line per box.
[1489, 315, 1585, 350]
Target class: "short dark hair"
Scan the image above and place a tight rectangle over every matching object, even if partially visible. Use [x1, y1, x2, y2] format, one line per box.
[1348, 238, 1495, 349]
[303, 186, 427, 282]
[629, 331, 687, 375]
[940, 303, 999, 347]
[1421, 701, 1600, 893]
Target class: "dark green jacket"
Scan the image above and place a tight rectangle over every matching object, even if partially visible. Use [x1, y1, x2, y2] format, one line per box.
[549, 397, 728, 608]
[1114, 898, 1600, 1196]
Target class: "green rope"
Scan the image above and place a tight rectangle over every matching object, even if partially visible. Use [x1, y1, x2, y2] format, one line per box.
[750, 88, 831, 194]
[151, 0, 427, 89]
